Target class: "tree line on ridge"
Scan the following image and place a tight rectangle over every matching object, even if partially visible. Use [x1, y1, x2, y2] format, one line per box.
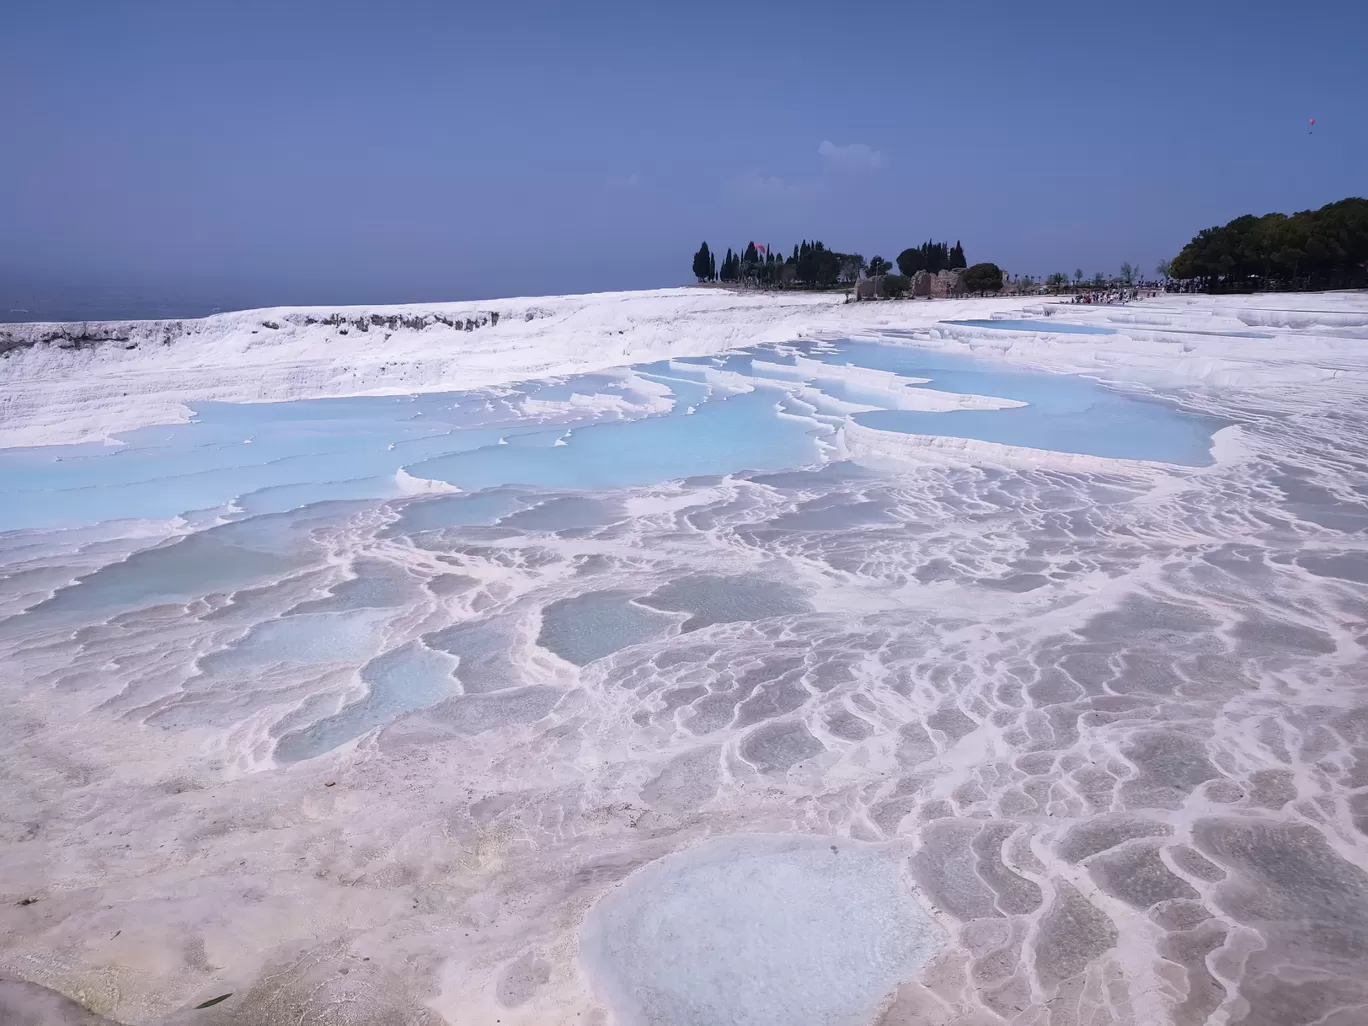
[691, 238, 998, 295]
[1168, 197, 1367, 293]
[689, 197, 1368, 298]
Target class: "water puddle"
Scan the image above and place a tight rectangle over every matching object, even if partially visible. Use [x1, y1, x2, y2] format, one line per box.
[942, 318, 1117, 334]
[580, 835, 943, 1026]
[0, 335, 1219, 534]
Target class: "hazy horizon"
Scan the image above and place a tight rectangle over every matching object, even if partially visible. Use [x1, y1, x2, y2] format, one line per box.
[5, 0, 1365, 322]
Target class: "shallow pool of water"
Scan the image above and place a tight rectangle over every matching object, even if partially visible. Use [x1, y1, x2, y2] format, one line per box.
[942, 319, 1117, 334]
[405, 386, 823, 494]
[274, 642, 460, 762]
[0, 335, 1220, 534]
[828, 343, 1219, 465]
[580, 835, 943, 1026]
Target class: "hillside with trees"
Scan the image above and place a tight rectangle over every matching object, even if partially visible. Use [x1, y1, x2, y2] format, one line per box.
[1168, 197, 1368, 293]
[689, 198, 1368, 299]
[694, 240, 870, 288]
[964, 263, 1005, 295]
[896, 241, 966, 277]
[690, 238, 976, 294]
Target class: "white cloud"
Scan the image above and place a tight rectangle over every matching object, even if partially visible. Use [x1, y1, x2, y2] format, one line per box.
[818, 140, 885, 172]
[608, 172, 642, 189]
[732, 169, 805, 197]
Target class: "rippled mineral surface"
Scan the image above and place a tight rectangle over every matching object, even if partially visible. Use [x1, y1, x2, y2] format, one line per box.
[3, 292, 1368, 1026]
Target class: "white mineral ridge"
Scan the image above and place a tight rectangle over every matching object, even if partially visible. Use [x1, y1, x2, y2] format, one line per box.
[6, 286, 1368, 449]
[393, 468, 459, 495]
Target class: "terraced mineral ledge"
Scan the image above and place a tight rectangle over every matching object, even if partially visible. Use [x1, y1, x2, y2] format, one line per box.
[1, 287, 1367, 1025]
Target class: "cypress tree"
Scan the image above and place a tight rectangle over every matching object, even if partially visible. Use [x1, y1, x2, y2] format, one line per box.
[692, 242, 713, 282]
[720, 248, 735, 282]
[923, 240, 948, 273]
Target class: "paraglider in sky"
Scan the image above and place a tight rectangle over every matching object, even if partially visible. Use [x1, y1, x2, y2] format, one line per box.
[1309, 117, 1316, 134]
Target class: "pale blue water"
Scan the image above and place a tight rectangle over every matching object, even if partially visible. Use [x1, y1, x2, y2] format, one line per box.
[945, 318, 1274, 340]
[943, 319, 1118, 334]
[0, 334, 1226, 764]
[274, 641, 461, 762]
[538, 590, 677, 665]
[198, 608, 389, 676]
[0, 336, 1218, 534]
[5, 520, 312, 626]
[855, 404, 1214, 465]
[405, 386, 821, 493]
[0, 395, 509, 530]
[386, 490, 525, 532]
[820, 342, 1220, 466]
[641, 575, 812, 633]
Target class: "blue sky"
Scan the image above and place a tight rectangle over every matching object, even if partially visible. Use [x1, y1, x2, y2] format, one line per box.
[3, 0, 1365, 315]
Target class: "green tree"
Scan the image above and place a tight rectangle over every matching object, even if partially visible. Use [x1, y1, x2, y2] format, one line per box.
[1119, 261, 1136, 285]
[895, 240, 960, 276]
[795, 240, 812, 284]
[793, 240, 840, 287]
[1169, 197, 1368, 292]
[1074, 268, 1084, 285]
[964, 263, 1004, 294]
[692, 242, 713, 282]
[710, 250, 716, 280]
[719, 248, 737, 282]
[815, 247, 840, 286]
[1155, 258, 1172, 280]
[1046, 272, 1069, 290]
[868, 255, 892, 277]
[741, 242, 760, 282]
[896, 248, 925, 277]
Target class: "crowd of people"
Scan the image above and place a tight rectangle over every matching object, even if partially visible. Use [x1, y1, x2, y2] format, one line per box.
[1069, 287, 1159, 305]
